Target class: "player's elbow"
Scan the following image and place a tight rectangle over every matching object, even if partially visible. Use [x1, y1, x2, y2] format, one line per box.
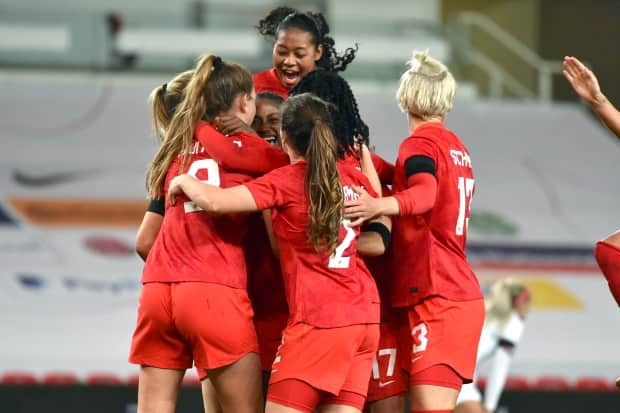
[358, 231, 388, 257]
[135, 237, 154, 261]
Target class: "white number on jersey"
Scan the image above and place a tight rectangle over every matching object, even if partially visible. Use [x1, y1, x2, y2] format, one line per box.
[328, 218, 356, 269]
[372, 347, 397, 380]
[455, 177, 475, 236]
[411, 322, 429, 353]
[183, 158, 221, 213]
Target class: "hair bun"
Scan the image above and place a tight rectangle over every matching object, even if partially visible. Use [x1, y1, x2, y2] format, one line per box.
[408, 49, 430, 73]
[212, 56, 223, 70]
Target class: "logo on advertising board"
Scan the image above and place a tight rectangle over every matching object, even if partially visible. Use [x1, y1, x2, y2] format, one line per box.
[83, 235, 134, 257]
[9, 197, 147, 228]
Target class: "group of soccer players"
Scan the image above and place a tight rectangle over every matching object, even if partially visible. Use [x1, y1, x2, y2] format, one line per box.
[124, 5, 561, 413]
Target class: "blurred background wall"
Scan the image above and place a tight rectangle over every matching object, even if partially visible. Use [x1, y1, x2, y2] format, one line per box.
[1, 1, 619, 412]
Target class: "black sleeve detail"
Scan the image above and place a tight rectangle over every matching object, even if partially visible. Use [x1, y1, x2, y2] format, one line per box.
[147, 197, 165, 216]
[404, 155, 436, 178]
[498, 338, 516, 352]
[363, 222, 391, 251]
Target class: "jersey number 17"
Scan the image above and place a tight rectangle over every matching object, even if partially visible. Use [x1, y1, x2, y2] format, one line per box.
[455, 177, 474, 236]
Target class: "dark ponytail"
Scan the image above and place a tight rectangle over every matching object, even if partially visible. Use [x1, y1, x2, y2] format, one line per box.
[290, 69, 369, 156]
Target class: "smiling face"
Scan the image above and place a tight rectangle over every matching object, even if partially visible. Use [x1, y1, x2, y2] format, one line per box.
[252, 97, 282, 146]
[272, 27, 323, 90]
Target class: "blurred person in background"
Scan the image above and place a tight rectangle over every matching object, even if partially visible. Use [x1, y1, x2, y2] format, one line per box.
[563, 56, 620, 309]
[344, 50, 484, 413]
[455, 278, 531, 413]
[253, 6, 358, 98]
[129, 53, 263, 413]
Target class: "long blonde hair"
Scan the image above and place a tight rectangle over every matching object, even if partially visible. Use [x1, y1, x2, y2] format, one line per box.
[281, 93, 343, 254]
[148, 70, 193, 142]
[146, 54, 253, 198]
[396, 50, 456, 120]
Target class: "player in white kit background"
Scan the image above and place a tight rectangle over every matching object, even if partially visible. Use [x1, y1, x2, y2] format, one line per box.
[455, 278, 531, 413]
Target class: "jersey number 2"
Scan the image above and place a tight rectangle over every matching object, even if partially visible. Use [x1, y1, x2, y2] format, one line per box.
[328, 218, 355, 269]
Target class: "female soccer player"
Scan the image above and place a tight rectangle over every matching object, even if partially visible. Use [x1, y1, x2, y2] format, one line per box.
[344, 50, 485, 413]
[287, 68, 403, 413]
[455, 278, 531, 413]
[167, 93, 382, 413]
[253, 6, 358, 98]
[563, 55, 620, 307]
[198, 90, 289, 399]
[129, 53, 263, 413]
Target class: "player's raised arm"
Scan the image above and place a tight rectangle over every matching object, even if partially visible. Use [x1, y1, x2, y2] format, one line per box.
[563, 56, 620, 138]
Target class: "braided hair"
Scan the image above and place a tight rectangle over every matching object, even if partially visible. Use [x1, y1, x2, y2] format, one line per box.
[290, 69, 369, 157]
[256, 6, 357, 72]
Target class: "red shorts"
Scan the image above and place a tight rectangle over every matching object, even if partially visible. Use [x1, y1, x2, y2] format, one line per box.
[366, 315, 409, 402]
[404, 296, 484, 385]
[129, 282, 259, 370]
[255, 313, 288, 371]
[268, 322, 379, 396]
[195, 313, 287, 380]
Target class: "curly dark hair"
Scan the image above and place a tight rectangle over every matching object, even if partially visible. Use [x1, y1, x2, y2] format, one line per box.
[290, 69, 369, 158]
[256, 6, 358, 72]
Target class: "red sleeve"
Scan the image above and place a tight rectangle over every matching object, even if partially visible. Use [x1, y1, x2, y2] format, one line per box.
[392, 172, 437, 215]
[253, 69, 288, 99]
[399, 137, 439, 168]
[244, 167, 288, 210]
[196, 131, 289, 177]
[370, 152, 394, 185]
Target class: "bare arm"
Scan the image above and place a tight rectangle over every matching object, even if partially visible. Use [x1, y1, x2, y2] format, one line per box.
[168, 174, 258, 214]
[357, 216, 392, 256]
[563, 56, 620, 138]
[359, 144, 382, 197]
[135, 211, 163, 261]
[370, 151, 394, 185]
[344, 173, 437, 226]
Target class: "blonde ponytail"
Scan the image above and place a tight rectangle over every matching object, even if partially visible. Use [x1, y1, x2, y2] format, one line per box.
[146, 55, 253, 198]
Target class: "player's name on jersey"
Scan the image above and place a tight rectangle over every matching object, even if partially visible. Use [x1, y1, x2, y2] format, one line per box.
[343, 185, 362, 201]
[450, 149, 472, 168]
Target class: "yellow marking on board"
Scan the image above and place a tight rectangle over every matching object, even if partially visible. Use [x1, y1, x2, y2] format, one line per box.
[478, 274, 584, 310]
[521, 277, 583, 309]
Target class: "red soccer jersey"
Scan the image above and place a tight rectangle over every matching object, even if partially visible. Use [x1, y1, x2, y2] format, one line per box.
[245, 161, 381, 328]
[142, 127, 253, 288]
[341, 152, 394, 186]
[195, 122, 289, 177]
[253, 68, 289, 99]
[390, 122, 482, 307]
